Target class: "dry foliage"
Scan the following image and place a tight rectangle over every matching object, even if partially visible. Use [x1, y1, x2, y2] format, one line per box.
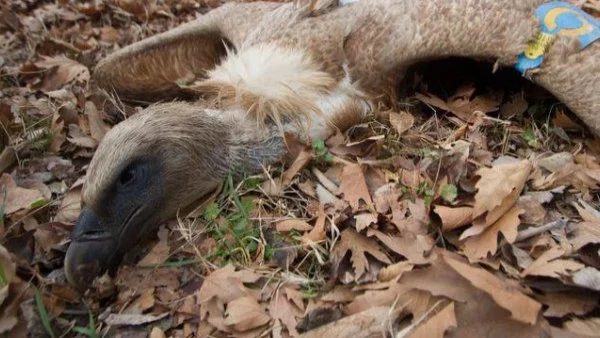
[1, 0, 600, 337]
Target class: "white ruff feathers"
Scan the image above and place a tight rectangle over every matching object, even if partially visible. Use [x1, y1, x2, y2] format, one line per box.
[197, 44, 368, 140]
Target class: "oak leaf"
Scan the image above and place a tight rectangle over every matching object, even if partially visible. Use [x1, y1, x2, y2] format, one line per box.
[537, 292, 597, 318]
[269, 286, 305, 337]
[282, 147, 313, 186]
[462, 206, 523, 261]
[368, 229, 434, 265]
[444, 253, 542, 325]
[331, 228, 391, 280]
[34, 55, 90, 92]
[389, 111, 414, 135]
[338, 163, 372, 210]
[409, 302, 457, 338]
[199, 265, 262, 320]
[433, 205, 473, 232]
[53, 188, 82, 224]
[472, 159, 532, 221]
[224, 296, 270, 332]
[276, 219, 313, 232]
[521, 247, 585, 278]
[301, 204, 327, 244]
[354, 213, 378, 232]
[1, 174, 45, 215]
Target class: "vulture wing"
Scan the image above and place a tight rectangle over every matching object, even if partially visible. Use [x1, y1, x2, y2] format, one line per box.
[343, 0, 600, 135]
[92, 2, 283, 103]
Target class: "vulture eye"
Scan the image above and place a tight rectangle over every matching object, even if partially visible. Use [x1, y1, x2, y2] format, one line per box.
[119, 166, 137, 186]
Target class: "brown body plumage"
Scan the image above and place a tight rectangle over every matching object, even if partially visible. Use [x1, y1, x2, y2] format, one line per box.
[65, 0, 600, 289]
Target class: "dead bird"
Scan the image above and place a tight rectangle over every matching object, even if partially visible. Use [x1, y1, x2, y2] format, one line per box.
[65, 0, 600, 290]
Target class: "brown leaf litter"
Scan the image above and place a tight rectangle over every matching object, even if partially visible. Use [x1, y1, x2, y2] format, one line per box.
[1, 0, 600, 337]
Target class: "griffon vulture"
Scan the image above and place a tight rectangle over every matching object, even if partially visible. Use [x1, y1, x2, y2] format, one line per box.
[64, 0, 600, 289]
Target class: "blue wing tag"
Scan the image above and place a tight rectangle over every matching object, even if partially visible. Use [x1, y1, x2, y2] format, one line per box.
[515, 1, 600, 74]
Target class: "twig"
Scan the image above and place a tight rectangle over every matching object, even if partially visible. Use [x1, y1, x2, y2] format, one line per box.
[515, 219, 567, 242]
[311, 168, 339, 193]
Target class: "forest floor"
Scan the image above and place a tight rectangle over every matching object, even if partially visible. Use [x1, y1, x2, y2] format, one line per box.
[2, 0, 600, 337]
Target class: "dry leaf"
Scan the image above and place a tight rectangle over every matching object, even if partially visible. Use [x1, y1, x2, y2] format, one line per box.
[516, 195, 546, 225]
[224, 296, 270, 332]
[571, 267, 600, 291]
[354, 213, 377, 232]
[368, 229, 433, 265]
[282, 147, 313, 186]
[331, 228, 391, 281]
[462, 206, 524, 261]
[199, 264, 262, 320]
[1, 174, 45, 215]
[408, 302, 457, 338]
[538, 292, 597, 318]
[389, 111, 414, 135]
[433, 205, 474, 232]
[0, 245, 16, 307]
[54, 188, 82, 224]
[115, 0, 157, 18]
[137, 235, 169, 266]
[104, 312, 169, 326]
[34, 55, 90, 92]
[564, 317, 600, 336]
[276, 219, 313, 232]
[150, 327, 166, 338]
[444, 253, 542, 325]
[400, 255, 471, 302]
[472, 159, 532, 221]
[373, 183, 402, 214]
[553, 108, 584, 131]
[521, 247, 585, 278]
[379, 261, 414, 282]
[269, 286, 304, 337]
[124, 288, 156, 314]
[338, 163, 373, 210]
[302, 204, 327, 244]
[85, 101, 109, 143]
[344, 281, 413, 315]
[416, 86, 499, 123]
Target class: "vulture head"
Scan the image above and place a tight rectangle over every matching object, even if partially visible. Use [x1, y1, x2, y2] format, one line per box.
[64, 102, 285, 289]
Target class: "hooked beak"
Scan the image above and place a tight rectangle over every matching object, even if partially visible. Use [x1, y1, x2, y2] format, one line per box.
[64, 206, 140, 291]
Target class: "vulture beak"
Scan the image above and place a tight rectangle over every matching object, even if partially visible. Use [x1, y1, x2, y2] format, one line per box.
[64, 207, 121, 289]
[64, 157, 166, 291]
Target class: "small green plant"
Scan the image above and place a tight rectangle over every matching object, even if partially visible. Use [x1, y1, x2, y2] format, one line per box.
[312, 140, 333, 164]
[72, 308, 99, 338]
[0, 187, 5, 245]
[242, 176, 262, 190]
[416, 181, 435, 206]
[201, 174, 271, 265]
[203, 202, 220, 222]
[0, 262, 7, 288]
[522, 128, 541, 148]
[440, 184, 458, 203]
[301, 285, 319, 299]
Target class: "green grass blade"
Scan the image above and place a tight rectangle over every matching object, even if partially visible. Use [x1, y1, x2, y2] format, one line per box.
[33, 287, 55, 338]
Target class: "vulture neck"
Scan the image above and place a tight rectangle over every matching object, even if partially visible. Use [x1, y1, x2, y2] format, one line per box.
[218, 111, 287, 178]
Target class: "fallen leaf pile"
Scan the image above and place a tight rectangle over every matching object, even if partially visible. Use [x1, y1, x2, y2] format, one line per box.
[1, 0, 600, 337]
